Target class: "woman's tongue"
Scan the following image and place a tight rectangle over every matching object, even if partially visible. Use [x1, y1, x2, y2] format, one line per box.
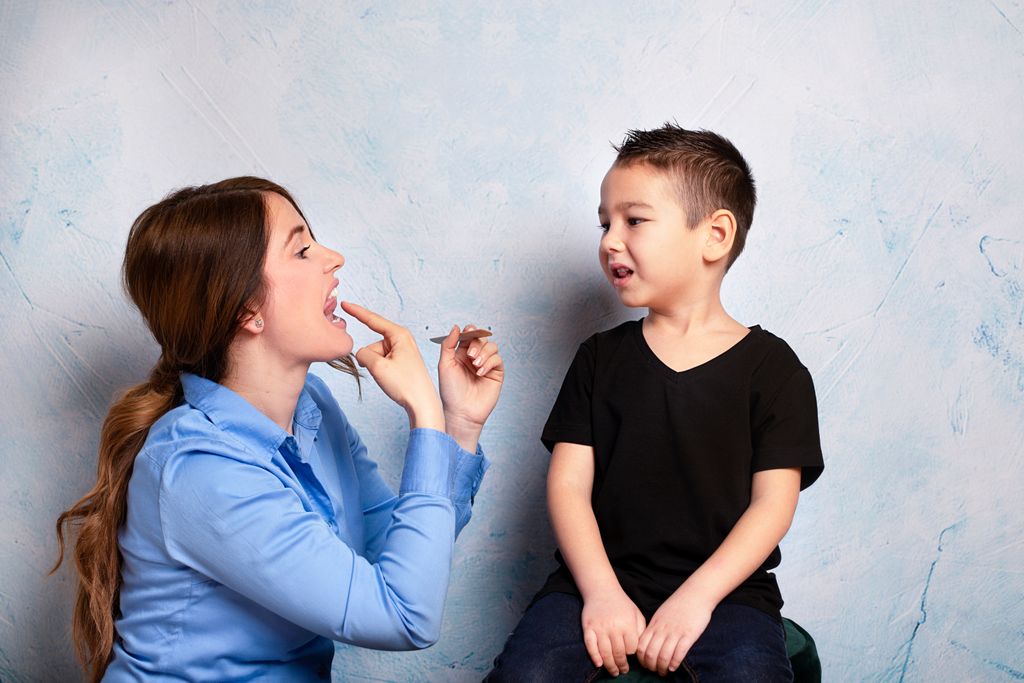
[323, 293, 345, 327]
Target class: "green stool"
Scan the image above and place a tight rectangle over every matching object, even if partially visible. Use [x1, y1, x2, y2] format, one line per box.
[783, 618, 821, 683]
[601, 618, 820, 682]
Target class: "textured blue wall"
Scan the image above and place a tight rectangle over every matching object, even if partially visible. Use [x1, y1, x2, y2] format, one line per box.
[2, 2, 1022, 681]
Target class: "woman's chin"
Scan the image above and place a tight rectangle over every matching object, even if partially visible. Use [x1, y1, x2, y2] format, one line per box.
[331, 334, 354, 359]
[310, 326, 353, 361]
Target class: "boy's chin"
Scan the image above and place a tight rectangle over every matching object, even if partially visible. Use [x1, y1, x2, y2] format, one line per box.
[614, 291, 648, 309]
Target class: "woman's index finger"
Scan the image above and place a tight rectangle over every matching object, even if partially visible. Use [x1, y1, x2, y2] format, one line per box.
[339, 301, 399, 335]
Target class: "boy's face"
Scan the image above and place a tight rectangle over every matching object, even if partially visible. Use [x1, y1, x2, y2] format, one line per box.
[597, 162, 707, 310]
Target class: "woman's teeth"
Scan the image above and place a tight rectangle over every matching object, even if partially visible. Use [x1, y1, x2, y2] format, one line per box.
[324, 287, 341, 321]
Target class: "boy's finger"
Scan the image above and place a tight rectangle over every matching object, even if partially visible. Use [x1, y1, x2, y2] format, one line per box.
[668, 638, 690, 673]
[624, 629, 638, 655]
[636, 627, 650, 660]
[598, 634, 617, 675]
[583, 629, 602, 668]
[656, 638, 677, 676]
[340, 301, 402, 336]
[639, 632, 661, 670]
[612, 634, 629, 673]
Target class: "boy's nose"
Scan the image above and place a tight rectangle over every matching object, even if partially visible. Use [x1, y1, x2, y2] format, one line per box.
[601, 233, 624, 252]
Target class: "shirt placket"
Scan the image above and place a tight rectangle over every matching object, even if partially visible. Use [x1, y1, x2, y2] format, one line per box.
[281, 436, 341, 538]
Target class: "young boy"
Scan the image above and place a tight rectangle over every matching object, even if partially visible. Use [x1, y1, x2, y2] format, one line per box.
[487, 125, 823, 682]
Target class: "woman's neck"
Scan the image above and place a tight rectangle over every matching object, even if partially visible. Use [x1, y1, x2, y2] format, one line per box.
[222, 349, 309, 434]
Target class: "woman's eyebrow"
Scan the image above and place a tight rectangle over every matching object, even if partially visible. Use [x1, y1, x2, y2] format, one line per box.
[282, 225, 306, 248]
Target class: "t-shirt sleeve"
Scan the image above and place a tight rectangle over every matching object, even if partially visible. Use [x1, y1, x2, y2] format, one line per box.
[540, 341, 595, 452]
[751, 366, 824, 489]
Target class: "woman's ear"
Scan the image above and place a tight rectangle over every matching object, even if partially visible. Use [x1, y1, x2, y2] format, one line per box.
[240, 311, 265, 335]
[703, 209, 737, 265]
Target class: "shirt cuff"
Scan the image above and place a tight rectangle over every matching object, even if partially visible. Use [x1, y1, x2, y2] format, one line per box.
[397, 428, 469, 497]
[452, 443, 488, 506]
[399, 428, 488, 509]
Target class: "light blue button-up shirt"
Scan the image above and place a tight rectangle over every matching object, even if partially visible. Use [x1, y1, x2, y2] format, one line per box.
[104, 372, 488, 681]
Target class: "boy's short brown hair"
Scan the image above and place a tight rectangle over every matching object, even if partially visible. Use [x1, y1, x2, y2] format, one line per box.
[614, 124, 756, 269]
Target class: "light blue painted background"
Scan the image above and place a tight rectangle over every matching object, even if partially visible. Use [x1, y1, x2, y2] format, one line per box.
[2, 2, 1022, 681]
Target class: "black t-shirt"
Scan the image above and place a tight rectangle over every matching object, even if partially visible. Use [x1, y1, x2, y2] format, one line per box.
[536, 319, 824, 621]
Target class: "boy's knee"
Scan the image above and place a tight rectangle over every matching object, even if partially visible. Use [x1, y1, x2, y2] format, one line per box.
[485, 650, 561, 683]
[693, 643, 792, 683]
[486, 629, 594, 682]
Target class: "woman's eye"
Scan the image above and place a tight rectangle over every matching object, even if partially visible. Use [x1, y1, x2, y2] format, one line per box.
[298, 244, 311, 259]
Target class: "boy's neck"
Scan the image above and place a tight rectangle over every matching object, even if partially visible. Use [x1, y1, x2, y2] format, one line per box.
[641, 292, 750, 373]
[643, 288, 742, 337]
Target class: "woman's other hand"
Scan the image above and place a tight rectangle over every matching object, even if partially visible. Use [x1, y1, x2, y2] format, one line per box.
[341, 302, 444, 432]
[437, 324, 504, 452]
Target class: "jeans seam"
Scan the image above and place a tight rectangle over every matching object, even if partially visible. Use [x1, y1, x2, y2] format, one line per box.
[682, 658, 699, 682]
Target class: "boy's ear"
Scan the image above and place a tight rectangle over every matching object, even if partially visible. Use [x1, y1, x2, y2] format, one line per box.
[703, 209, 736, 265]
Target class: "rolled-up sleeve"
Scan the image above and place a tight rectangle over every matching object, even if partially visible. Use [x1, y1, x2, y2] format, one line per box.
[158, 428, 482, 650]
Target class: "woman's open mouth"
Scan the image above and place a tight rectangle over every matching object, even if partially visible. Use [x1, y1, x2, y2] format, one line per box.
[324, 287, 345, 328]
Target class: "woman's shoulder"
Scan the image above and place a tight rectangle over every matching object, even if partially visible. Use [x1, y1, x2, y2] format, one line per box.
[140, 401, 266, 476]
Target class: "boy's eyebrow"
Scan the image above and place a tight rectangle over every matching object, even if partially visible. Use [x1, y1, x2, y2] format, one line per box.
[597, 201, 654, 214]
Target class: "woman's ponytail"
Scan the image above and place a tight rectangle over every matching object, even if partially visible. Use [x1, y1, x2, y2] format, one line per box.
[52, 360, 181, 682]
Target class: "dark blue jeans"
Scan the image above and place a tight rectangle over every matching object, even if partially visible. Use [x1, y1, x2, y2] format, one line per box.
[485, 592, 793, 683]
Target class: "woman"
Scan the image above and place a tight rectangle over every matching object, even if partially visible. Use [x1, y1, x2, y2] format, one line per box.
[53, 177, 503, 681]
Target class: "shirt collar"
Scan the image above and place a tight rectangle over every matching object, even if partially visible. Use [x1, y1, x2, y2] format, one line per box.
[180, 373, 323, 460]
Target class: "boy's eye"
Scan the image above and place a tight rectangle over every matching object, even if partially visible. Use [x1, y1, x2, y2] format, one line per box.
[598, 222, 610, 233]
[627, 217, 645, 226]
[297, 244, 311, 259]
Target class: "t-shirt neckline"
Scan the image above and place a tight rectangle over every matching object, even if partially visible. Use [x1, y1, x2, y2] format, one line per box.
[631, 318, 762, 380]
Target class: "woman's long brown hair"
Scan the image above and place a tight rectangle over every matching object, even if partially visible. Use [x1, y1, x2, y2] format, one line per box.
[52, 177, 358, 681]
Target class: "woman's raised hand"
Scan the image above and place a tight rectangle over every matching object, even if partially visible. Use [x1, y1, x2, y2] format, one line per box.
[341, 302, 444, 432]
[437, 324, 504, 452]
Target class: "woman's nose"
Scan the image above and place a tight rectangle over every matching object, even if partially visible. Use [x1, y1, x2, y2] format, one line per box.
[323, 246, 344, 271]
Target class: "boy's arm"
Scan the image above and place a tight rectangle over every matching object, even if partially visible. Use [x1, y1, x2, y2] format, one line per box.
[636, 467, 802, 676]
[548, 441, 647, 677]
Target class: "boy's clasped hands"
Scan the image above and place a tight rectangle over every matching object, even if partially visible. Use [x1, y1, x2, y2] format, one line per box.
[583, 584, 712, 677]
